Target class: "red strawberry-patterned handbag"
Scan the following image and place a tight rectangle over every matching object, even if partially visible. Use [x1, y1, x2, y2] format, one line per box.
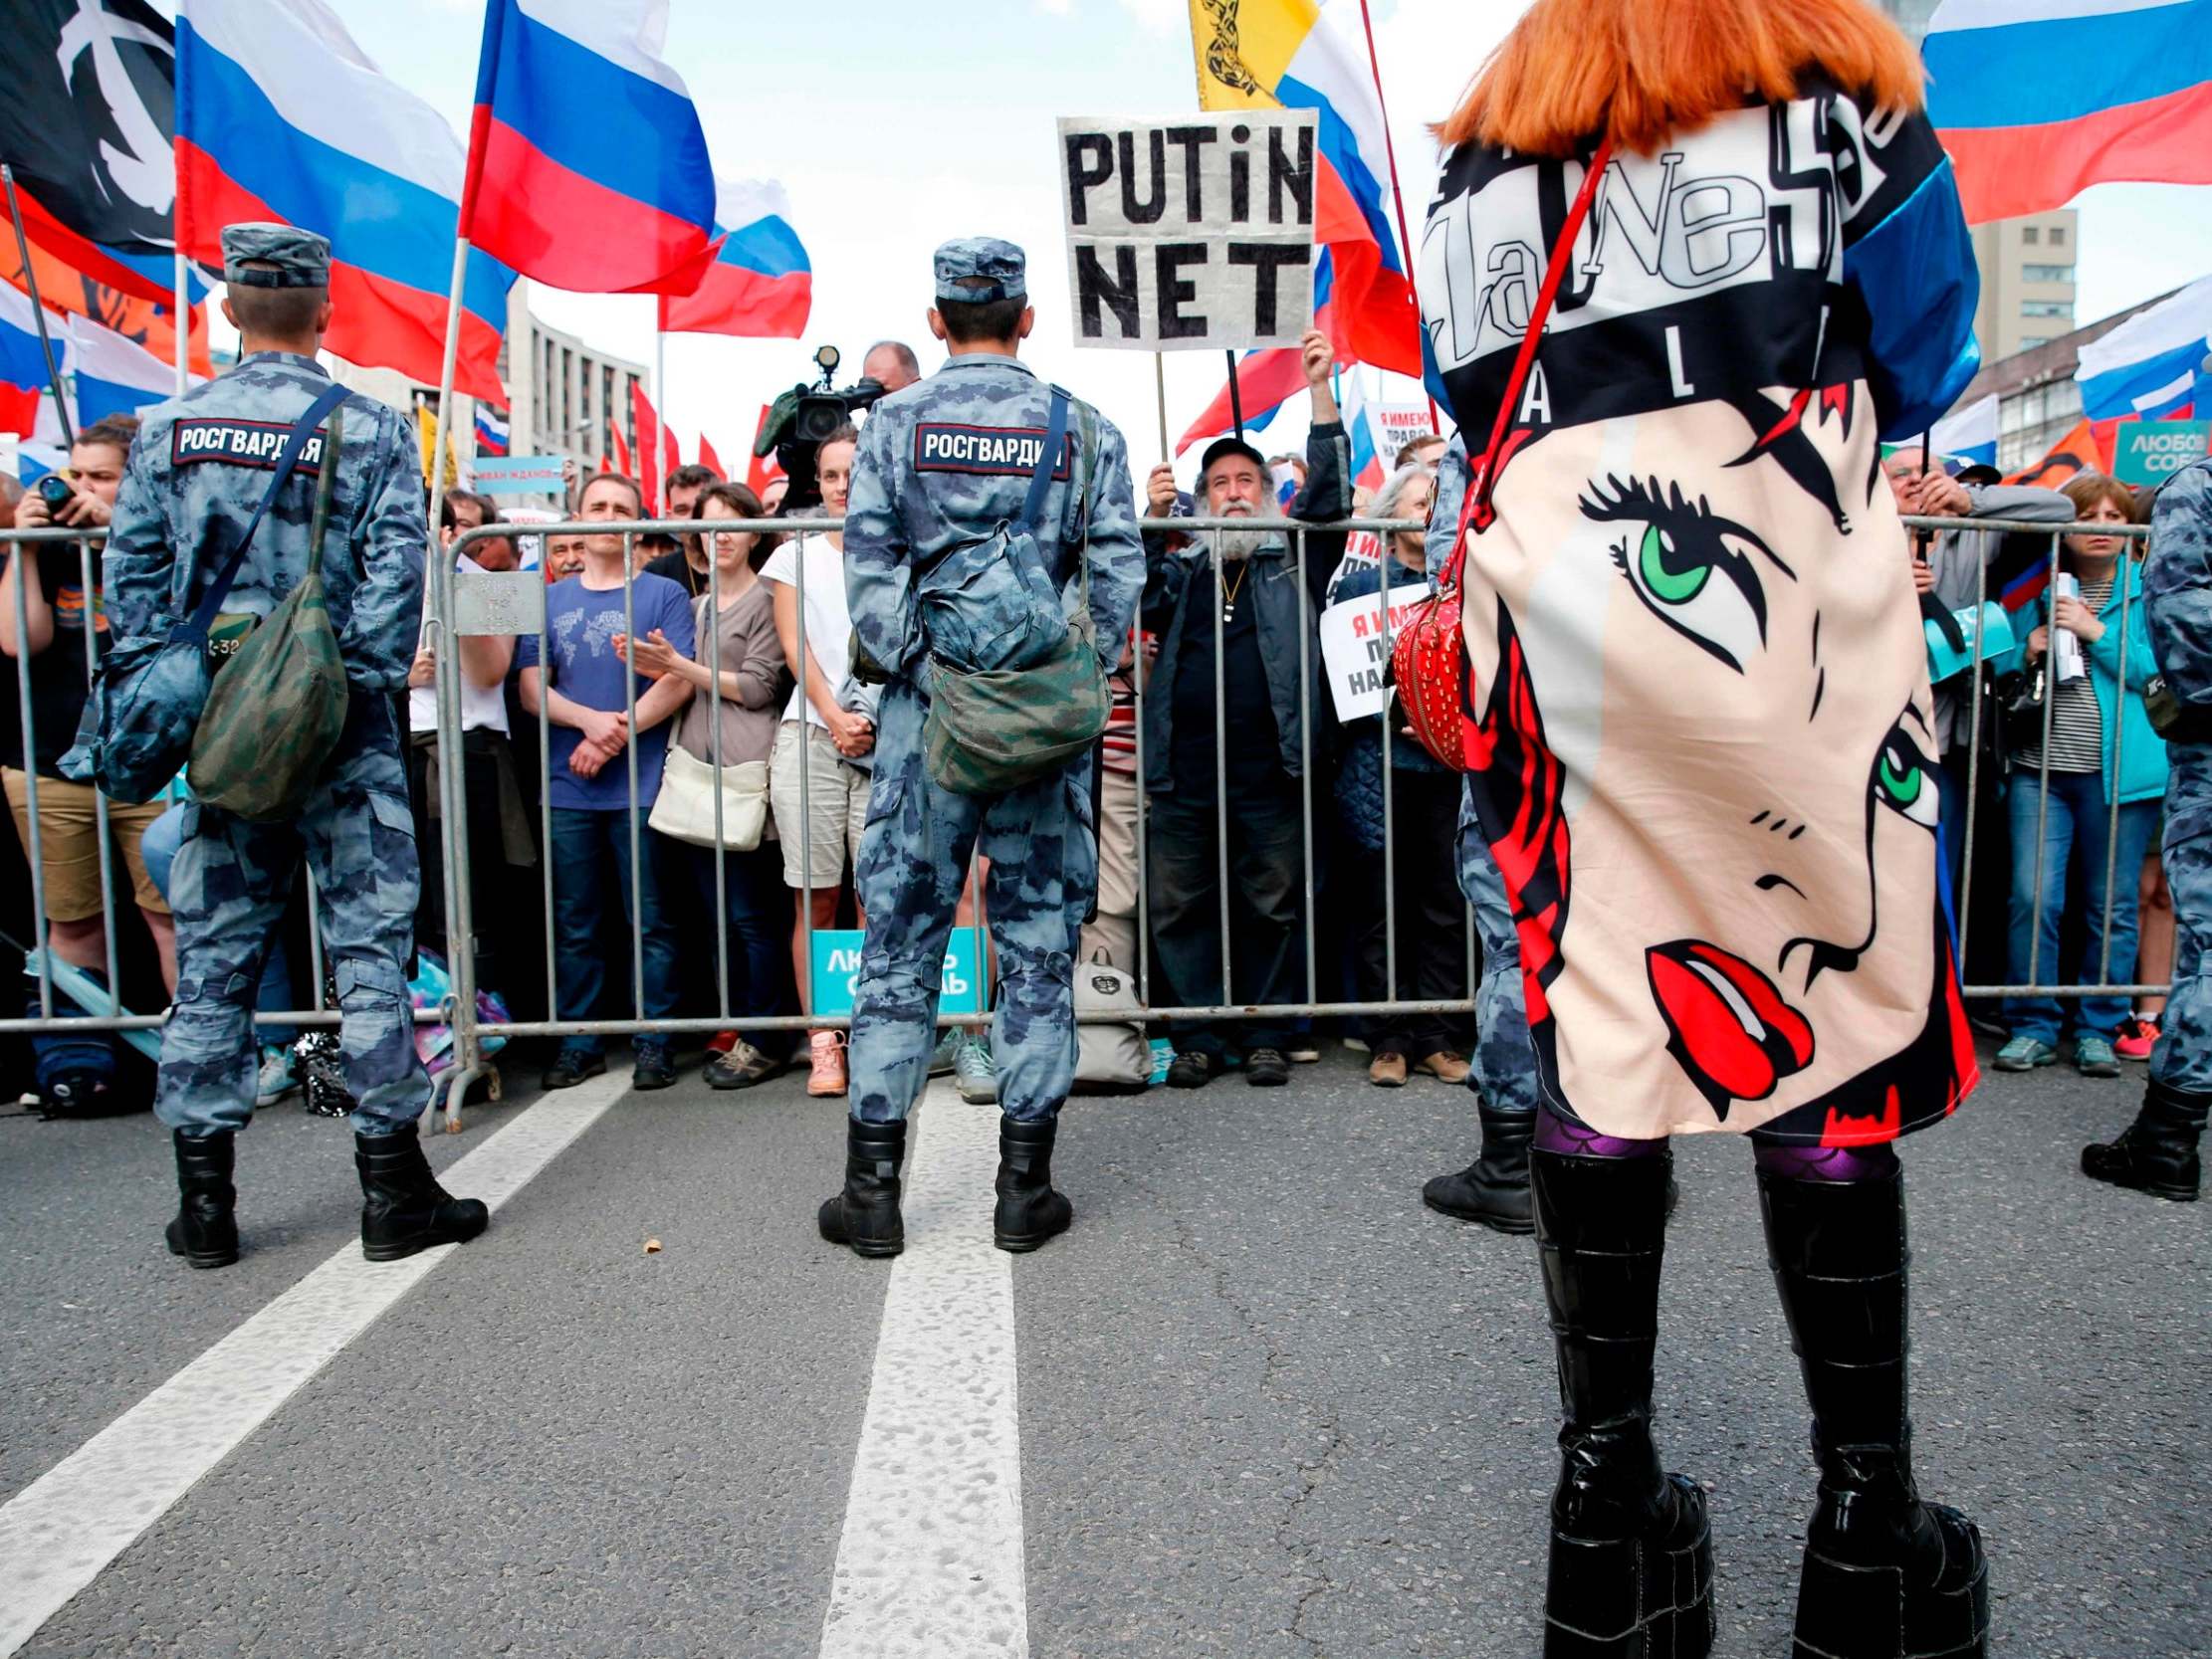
[1394, 137, 1615, 770]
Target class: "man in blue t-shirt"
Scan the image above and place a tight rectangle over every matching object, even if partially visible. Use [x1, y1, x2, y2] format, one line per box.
[516, 472, 695, 1089]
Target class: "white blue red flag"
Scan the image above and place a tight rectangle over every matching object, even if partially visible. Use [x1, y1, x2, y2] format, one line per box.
[176, 0, 516, 400]
[475, 404, 511, 457]
[67, 311, 203, 424]
[2076, 275, 2212, 421]
[1927, 392, 2000, 470]
[1923, 0, 2212, 223]
[462, 0, 717, 297]
[660, 178, 811, 339]
[0, 284, 56, 436]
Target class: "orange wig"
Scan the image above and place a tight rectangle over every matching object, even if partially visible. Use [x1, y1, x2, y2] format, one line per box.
[1438, 0, 1924, 158]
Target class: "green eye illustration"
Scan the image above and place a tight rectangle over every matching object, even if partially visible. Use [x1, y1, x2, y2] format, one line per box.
[1873, 725, 1939, 830]
[1640, 524, 1710, 604]
[1878, 748, 1920, 806]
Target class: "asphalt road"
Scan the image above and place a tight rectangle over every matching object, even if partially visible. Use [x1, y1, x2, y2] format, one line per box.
[1, 1040, 2205, 1658]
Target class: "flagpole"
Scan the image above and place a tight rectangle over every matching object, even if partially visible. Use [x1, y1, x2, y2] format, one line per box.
[1, 165, 74, 449]
[172, 253, 188, 396]
[1153, 351, 1169, 462]
[654, 324, 667, 488]
[1353, 0, 1439, 436]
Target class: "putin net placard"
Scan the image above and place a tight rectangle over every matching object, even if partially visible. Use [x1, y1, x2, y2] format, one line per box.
[1057, 111, 1318, 352]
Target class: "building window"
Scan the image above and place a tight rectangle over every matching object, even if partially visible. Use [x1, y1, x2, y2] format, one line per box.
[2022, 300, 2073, 318]
[2049, 226, 2067, 247]
[2021, 263, 2075, 284]
[2022, 226, 2040, 245]
[2017, 335, 2050, 350]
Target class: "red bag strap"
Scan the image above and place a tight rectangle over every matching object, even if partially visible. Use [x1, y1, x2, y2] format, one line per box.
[1439, 135, 1616, 591]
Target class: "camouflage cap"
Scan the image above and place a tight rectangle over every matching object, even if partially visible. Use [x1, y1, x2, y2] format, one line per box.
[933, 237, 1025, 305]
[220, 223, 331, 290]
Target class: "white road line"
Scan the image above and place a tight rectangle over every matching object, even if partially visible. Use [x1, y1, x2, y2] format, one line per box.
[0, 1072, 630, 1658]
[819, 1086, 1027, 1659]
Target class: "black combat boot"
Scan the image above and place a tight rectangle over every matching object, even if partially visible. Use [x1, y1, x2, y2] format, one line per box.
[1422, 1104, 1534, 1233]
[354, 1122, 491, 1262]
[1759, 1166, 1987, 1659]
[166, 1129, 240, 1269]
[994, 1115, 1072, 1253]
[2081, 1078, 2207, 1201]
[1532, 1144, 1713, 1659]
[819, 1118, 906, 1258]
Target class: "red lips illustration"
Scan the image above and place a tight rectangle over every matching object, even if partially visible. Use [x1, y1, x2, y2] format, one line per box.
[1647, 939, 1816, 1116]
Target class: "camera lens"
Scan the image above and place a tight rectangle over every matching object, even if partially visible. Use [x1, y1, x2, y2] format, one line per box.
[37, 477, 72, 509]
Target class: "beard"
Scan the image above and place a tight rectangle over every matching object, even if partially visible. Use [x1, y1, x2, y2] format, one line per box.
[1212, 524, 1271, 561]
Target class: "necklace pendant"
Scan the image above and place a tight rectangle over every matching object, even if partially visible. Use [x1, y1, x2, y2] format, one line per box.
[1222, 603, 1235, 623]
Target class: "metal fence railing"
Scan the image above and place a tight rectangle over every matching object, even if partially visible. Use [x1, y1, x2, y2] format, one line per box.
[0, 510, 2166, 1127]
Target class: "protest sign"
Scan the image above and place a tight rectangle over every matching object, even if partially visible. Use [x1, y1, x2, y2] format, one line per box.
[1058, 111, 1317, 352]
[2115, 420, 2210, 486]
[1320, 579, 1433, 723]
[470, 454, 567, 495]
[1376, 404, 1433, 461]
[810, 928, 986, 1019]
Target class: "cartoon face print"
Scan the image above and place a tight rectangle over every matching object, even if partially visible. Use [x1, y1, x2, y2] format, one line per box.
[1459, 395, 1946, 1135]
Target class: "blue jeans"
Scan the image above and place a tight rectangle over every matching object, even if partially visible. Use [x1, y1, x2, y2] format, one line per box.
[141, 801, 297, 1047]
[2004, 769, 2160, 1042]
[549, 808, 681, 1053]
[685, 841, 797, 1060]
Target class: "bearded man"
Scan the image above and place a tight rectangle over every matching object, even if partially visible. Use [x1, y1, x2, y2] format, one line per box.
[1139, 328, 1348, 1087]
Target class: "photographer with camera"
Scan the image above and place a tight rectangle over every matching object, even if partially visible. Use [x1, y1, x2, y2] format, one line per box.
[3, 415, 178, 1108]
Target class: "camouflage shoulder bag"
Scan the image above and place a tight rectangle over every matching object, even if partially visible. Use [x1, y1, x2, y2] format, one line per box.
[189, 400, 353, 821]
[923, 388, 1111, 797]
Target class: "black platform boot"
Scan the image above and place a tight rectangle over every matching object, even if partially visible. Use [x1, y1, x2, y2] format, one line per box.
[354, 1123, 491, 1262]
[1532, 1144, 1713, 1659]
[2081, 1078, 2206, 1201]
[1759, 1166, 1988, 1659]
[165, 1130, 240, 1269]
[994, 1116, 1072, 1253]
[1422, 1104, 1534, 1233]
[819, 1118, 906, 1258]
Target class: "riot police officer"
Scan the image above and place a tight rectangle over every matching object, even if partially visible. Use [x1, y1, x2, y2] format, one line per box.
[2091, 447, 2212, 1201]
[820, 238, 1144, 1257]
[105, 224, 486, 1268]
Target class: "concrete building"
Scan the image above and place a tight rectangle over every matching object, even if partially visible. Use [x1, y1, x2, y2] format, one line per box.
[1953, 288, 2177, 471]
[1876, 0, 2079, 361]
[502, 281, 647, 465]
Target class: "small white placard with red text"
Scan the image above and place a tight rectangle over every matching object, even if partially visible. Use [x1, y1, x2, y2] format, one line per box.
[1319, 581, 1433, 723]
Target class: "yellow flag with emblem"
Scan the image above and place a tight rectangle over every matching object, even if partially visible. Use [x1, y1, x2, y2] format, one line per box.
[415, 399, 460, 491]
[1187, 0, 1313, 109]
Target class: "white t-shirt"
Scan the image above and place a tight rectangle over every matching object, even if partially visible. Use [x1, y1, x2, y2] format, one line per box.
[407, 553, 512, 735]
[760, 532, 853, 728]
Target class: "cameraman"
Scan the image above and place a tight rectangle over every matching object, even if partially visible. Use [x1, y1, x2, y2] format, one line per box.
[2, 415, 177, 1003]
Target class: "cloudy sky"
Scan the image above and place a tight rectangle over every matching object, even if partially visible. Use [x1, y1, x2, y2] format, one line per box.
[187, 0, 2212, 484]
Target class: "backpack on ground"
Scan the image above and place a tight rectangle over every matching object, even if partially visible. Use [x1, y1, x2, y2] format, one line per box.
[1071, 950, 1151, 1095]
[921, 387, 1111, 797]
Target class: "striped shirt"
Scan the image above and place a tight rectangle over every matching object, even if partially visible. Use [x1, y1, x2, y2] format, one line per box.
[2018, 572, 2110, 776]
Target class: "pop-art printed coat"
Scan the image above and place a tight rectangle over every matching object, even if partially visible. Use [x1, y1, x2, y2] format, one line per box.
[1417, 81, 1982, 1143]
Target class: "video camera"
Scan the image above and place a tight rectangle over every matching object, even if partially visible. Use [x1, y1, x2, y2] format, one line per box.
[755, 344, 885, 512]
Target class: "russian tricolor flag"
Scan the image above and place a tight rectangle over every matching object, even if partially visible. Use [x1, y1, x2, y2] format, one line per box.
[177, 0, 516, 402]
[14, 188, 209, 311]
[463, 0, 717, 298]
[0, 284, 56, 436]
[1927, 392, 2000, 470]
[660, 178, 812, 340]
[2076, 275, 2212, 421]
[1924, 0, 2212, 224]
[476, 405, 511, 457]
[1340, 369, 1387, 492]
[68, 312, 204, 425]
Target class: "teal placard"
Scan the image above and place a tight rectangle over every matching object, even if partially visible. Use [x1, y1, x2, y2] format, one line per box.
[809, 927, 986, 1018]
[2115, 420, 2210, 487]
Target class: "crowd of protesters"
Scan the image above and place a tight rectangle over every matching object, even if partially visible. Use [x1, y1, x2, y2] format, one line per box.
[0, 338, 2183, 1114]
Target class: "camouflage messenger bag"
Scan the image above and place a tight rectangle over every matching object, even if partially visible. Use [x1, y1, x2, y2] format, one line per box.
[62, 381, 350, 804]
[921, 385, 1110, 797]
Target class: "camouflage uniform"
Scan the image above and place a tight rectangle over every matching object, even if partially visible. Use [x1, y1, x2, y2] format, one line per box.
[843, 245, 1144, 1126]
[107, 342, 429, 1140]
[2143, 456, 2212, 1096]
[1430, 436, 1539, 1119]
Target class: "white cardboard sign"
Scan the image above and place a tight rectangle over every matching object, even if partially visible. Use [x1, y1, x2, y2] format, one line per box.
[1057, 111, 1318, 352]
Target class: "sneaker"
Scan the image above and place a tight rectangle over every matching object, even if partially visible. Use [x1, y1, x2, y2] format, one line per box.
[1368, 1053, 1408, 1088]
[2074, 1036, 2121, 1079]
[1287, 1043, 1321, 1064]
[2115, 1015, 2161, 1062]
[1166, 1050, 1220, 1089]
[706, 1030, 739, 1057]
[928, 1028, 961, 1078]
[631, 1041, 676, 1091]
[254, 1045, 300, 1107]
[1414, 1049, 1472, 1085]
[954, 1032, 999, 1105]
[543, 1046, 606, 1090]
[807, 1031, 848, 1098]
[1343, 1036, 1371, 1054]
[706, 1040, 787, 1090]
[1245, 1047, 1291, 1087]
[1992, 1036, 2058, 1073]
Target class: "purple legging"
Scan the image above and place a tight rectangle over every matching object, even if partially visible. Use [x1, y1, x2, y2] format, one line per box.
[1533, 1110, 1899, 1182]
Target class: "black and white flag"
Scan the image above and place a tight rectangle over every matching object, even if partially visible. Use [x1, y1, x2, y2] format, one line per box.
[0, 0, 176, 254]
